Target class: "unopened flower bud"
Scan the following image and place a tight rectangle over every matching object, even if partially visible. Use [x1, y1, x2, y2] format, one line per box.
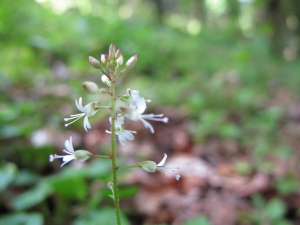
[116, 54, 124, 65]
[82, 81, 99, 94]
[89, 56, 101, 69]
[126, 55, 138, 68]
[101, 75, 111, 87]
[74, 150, 92, 161]
[109, 43, 115, 60]
[99, 88, 107, 94]
[107, 182, 113, 190]
[101, 54, 108, 64]
[139, 161, 156, 173]
[115, 49, 121, 58]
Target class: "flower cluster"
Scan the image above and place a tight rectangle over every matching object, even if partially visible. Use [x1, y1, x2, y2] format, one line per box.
[50, 43, 180, 182]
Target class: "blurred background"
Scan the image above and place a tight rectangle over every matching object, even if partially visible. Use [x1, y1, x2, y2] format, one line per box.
[1, 0, 300, 224]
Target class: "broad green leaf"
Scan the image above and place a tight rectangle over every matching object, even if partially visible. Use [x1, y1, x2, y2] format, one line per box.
[266, 198, 286, 220]
[0, 163, 17, 192]
[184, 216, 212, 225]
[0, 212, 43, 225]
[73, 208, 130, 225]
[12, 182, 52, 210]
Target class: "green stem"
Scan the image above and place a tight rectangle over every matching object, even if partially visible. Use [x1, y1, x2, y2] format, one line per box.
[114, 68, 127, 83]
[110, 70, 121, 225]
[118, 165, 140, 170]
[92, 155, 110, 159]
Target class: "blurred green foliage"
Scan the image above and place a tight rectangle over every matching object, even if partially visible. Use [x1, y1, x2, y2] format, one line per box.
[1, 0, 300, 224]
[184, 216, 212, 225]
[239, 194, 292, 225]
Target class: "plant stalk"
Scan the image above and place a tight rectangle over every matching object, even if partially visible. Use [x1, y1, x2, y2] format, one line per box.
[110, 70, 121, 225]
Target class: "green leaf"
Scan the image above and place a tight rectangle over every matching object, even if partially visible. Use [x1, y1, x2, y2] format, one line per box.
[184, 216, 212, 225]
[73, 208, 130, 225]
[274, 220, 292, 225]
[0, 163, 18, 192]
[275, 175, 299, 195]
[118, 185, 138, 198]
[48, 175, 87, 200]
[266, 198, 286, 220]
[252, 194, 265, 210]
[12, 182, 52, 210]
[13, 170, 40, 186]
[0, 212, 43, 225]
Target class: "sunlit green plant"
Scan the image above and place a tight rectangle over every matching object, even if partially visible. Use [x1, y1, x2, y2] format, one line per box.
[49, 43, 180, 225]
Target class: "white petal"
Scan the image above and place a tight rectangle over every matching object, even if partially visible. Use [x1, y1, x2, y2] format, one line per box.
[136, 97, 147, 114]
[157, 153, 167, 167]
[84, 102, 97, 116]
[139, 118, 154, 133]
[176, 175, 180, 180]
[63, 155, 75, 162]
[123, 131, 134, 140]
[60, 156, 75, 167]
[118, 134, 126, 146]
[64, 137, 74, 153]
[130, 90, 140, 100]
[121, 107, 140, 121]
[115, 115, 124, 128]
[49, 155, 54, 162]
[76, 98, 84, 112]
[84, 116, 91, 132]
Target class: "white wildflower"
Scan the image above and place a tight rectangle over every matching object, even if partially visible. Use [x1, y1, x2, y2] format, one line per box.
[49, 137, 92, 167]
[64, 97, 98, 132]
[120, 95, 168, 133]
[106, 114, 136, 146]
[139, 153, 180, 180]
[127, 88, 151, 108]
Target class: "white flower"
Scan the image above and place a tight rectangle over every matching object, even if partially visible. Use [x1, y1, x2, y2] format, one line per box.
[64, 97, 98, 132]
[127, 88, 151, 108]
[106, 114, 136, 146]
[120, 95, 168, 133]
[49, 137, 92, 167]
[139, 153, 180, 180]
